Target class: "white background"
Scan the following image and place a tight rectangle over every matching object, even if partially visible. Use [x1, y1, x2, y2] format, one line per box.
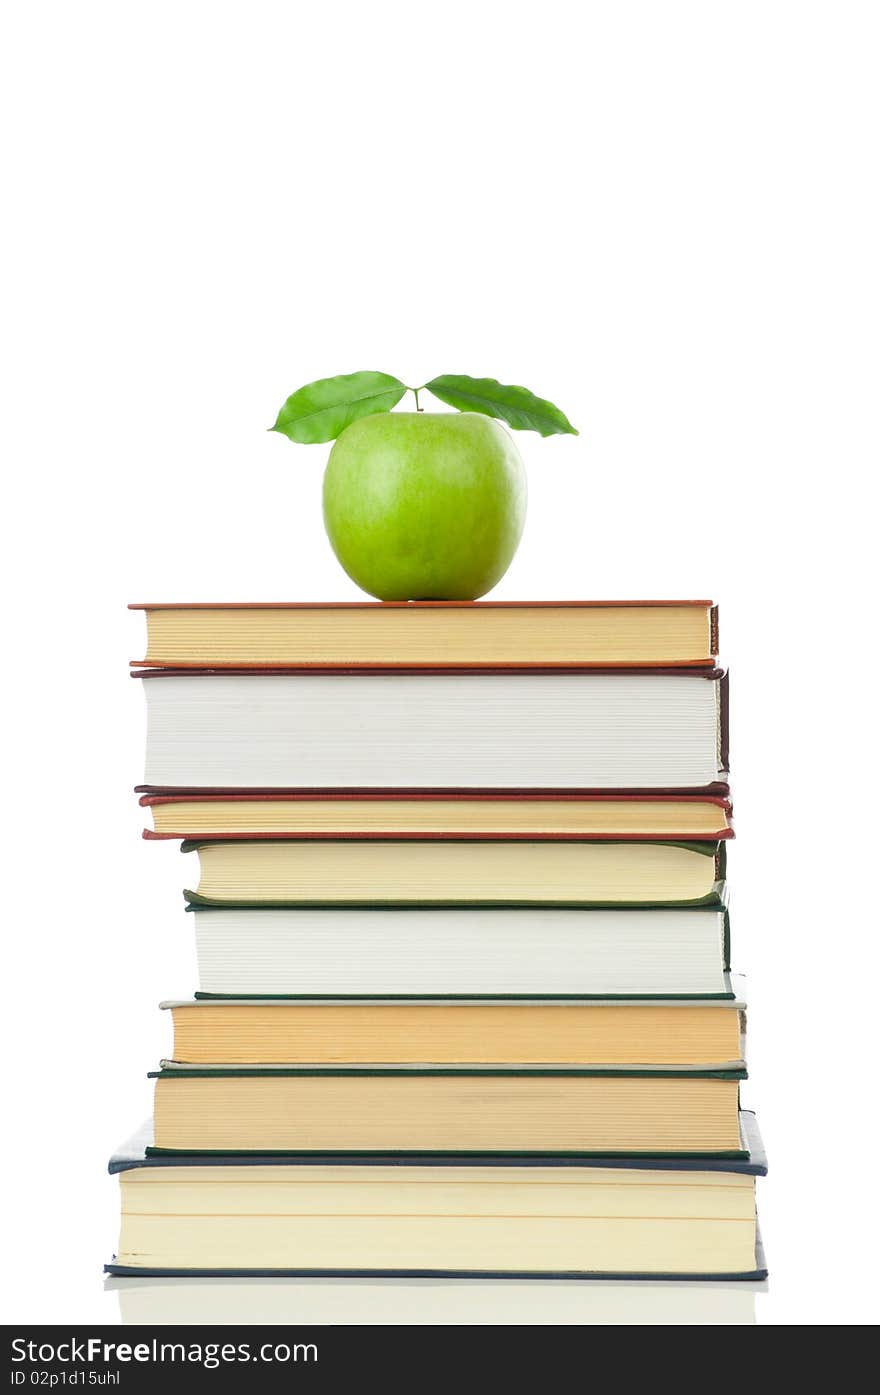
[2, 0, 878, 1326]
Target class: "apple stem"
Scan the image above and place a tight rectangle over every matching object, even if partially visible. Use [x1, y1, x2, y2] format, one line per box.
[412, 387, 423, 412]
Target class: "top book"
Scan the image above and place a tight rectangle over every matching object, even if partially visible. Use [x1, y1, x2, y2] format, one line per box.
[130, 601, 719, 669]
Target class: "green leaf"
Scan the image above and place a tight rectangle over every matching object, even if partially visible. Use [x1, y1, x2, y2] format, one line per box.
[271, 371, 407, 444]
[424, 374, 578, 437]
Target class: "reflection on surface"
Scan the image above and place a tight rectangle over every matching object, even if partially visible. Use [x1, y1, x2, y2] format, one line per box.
[107, 1275, 765, 1325]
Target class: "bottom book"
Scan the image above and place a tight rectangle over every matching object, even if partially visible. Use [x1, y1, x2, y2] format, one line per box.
[106, 1273, 766, 1325]
[105, 1113, 767, 1281]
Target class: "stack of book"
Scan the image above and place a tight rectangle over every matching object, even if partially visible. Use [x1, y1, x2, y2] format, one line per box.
[107, 600, 766, 1282]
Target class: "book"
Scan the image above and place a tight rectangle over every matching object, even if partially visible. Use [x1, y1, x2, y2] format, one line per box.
[105, 1272, 764, 1322]
[160, 991, 746, 1066]
[138, 668, 729, 793]
[189, 902, 732, 999]
[142, 792, 734, 841]
[130, 600, 719, 669]
[181, 838, 727, 907]
[147, 1064, 747, 1156]
[106, 1114, 766, 1279]
[108, 1273, 765, 1322]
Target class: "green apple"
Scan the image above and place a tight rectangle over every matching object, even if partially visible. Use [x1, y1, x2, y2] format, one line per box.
[322, 412, 527, 601]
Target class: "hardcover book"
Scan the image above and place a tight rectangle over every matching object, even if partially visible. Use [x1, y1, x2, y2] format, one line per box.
[108, 1274, 765, 1324]
[142, 792, 734, 841]
[147, 1063, 747, 1156]
[131, 600, 720, 669]
[138, 668, 729, 793]
[160, 990, 746, 1067]
[188, 902, 732, 999]
[181, 838, 727, 908]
